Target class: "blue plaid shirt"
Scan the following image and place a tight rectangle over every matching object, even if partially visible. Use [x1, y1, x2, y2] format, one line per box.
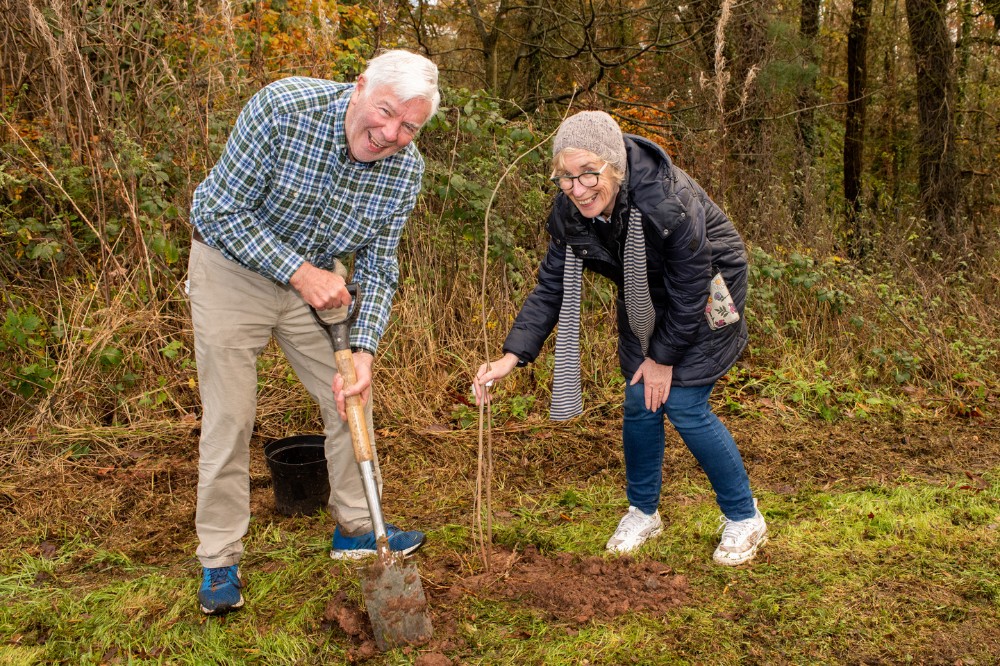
[190, 77, 425, 354]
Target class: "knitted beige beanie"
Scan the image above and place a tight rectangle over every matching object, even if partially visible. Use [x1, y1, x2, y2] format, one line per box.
[552, 111, 627, 174]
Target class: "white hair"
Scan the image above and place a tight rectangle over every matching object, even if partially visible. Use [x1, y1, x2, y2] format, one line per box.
[361, 50, 441, 120]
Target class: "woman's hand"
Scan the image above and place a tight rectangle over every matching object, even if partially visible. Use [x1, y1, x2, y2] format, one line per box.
[630, 359, 673, 411]
[472, 353, 520, 405]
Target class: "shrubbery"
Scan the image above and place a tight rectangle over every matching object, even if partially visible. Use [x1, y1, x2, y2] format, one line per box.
[1, 1, 996, 439]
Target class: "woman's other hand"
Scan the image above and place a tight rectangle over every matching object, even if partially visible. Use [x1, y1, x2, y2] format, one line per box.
[630, 359, 673, 411]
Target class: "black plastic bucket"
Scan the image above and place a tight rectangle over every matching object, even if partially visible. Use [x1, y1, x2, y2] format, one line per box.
[263, 434, 330, 516]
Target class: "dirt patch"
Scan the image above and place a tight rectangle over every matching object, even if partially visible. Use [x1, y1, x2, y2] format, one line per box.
[440, 545, 688, 623]
[321, 545, 688, 660]
[413, 653, 452, 666]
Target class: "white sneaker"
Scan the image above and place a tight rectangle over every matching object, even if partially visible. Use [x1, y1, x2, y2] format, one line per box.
[713, 501, 768, 566]
[606, 506, 663, 554]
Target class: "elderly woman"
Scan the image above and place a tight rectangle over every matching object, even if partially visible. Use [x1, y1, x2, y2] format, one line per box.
[472, 111, 766, 565]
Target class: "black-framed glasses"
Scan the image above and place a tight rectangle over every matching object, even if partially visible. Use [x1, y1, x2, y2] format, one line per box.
[549, 163, 608, 191]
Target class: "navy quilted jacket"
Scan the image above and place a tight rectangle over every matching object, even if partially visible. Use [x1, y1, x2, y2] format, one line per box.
[502, 134, 748, 386]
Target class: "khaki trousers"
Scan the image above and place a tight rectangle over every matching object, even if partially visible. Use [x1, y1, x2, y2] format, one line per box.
[188, 240, 380, 568]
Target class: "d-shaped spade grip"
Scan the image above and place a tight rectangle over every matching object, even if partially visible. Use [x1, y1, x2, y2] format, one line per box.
[309, 283, 360, 352]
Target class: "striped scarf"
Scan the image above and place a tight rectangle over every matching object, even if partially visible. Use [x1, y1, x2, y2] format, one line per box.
[550, 207, 654, 420]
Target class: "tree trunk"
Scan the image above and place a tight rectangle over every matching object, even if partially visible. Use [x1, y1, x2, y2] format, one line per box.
[905, 0, 961, 250]
[793, 0, 821, 227]
[466, 0, 503, 94]
[687, 0, 722, 73]
[844, 0, 871, 258]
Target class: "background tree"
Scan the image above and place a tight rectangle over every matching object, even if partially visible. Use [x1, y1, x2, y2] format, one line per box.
[905, 0, 961, 252]
[844, 0, 873, 258]
[462, 0, 507, 93]
[793, 0, 822, 227]
[402, 0, 674, 115]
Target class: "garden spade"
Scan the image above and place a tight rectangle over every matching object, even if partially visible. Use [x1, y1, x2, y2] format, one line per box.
[310, 287, 433, 652]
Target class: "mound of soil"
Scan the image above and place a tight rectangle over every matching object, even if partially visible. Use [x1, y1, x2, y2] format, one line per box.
[443, 545, 688, 623]
[322, 545, 688, 661]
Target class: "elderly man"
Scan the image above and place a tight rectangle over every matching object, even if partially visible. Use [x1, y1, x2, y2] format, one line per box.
[188, 50, 439, 615]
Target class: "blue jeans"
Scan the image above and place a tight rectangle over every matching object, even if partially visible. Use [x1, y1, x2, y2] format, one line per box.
[622, 381, 755, 521]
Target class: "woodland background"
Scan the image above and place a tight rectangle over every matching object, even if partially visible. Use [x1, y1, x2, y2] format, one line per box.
[1, 0, 998, 431]
[0, 0, 999, 664]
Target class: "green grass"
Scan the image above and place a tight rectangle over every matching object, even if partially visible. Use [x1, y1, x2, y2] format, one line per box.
[1, 469, 997, 664]
[461, 473, 1000, 664]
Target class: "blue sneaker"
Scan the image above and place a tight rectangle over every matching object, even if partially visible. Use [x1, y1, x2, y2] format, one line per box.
[330, 524, 426, 560]
[198, 565, 244, 615]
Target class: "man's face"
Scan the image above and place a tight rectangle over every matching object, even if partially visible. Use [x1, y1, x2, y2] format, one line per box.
[344, 76, 432, 163]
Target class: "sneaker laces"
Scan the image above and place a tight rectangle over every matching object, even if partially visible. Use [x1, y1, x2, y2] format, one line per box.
[616, 508, 652, 537]
[717, 514, 759, 547]
[207, 567, 232, 589]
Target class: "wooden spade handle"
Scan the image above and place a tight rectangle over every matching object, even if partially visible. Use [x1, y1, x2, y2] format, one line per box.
[334, 347, 374, 464]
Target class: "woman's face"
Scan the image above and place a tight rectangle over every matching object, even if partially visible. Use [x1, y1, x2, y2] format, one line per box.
[555, 150, 620, 218]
